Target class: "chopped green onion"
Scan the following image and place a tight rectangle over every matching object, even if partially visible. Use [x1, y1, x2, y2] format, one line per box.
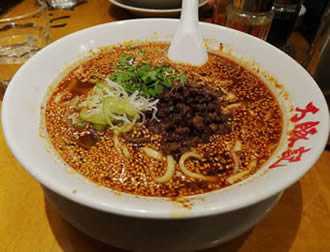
[110, 54, 187, 97]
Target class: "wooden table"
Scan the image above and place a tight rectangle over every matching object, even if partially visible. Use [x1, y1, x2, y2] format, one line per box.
[1, 1, 330, 251]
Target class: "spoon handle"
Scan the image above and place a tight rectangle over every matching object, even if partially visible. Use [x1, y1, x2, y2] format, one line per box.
[168, 0, 208, 66]
[181, 0, 199, 27]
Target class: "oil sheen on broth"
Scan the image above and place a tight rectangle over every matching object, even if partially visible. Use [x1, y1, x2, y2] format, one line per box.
[45, 42, 282, 197]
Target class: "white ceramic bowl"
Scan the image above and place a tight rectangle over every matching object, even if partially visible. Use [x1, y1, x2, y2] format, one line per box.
[2, 19, 329, 251]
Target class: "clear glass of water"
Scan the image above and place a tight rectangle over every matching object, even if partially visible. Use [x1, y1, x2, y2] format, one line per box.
[0, 0, 49, 89]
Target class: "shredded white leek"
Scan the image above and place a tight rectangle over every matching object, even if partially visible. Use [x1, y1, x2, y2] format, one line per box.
[154, 155, 176, 183]
[76, 79, 159, 132]
[179, 152, 216, 182]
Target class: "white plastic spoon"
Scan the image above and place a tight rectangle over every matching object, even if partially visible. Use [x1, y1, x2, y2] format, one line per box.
[168, 0, 208, 66]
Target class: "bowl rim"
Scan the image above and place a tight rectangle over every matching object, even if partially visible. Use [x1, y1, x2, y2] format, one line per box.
[2, 18, 329, 219]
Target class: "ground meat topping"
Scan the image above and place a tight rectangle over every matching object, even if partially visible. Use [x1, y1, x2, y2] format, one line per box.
[147, 85, 231, 160]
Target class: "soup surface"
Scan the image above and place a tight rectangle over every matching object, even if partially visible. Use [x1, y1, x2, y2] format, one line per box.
[44, 42, 282, 197]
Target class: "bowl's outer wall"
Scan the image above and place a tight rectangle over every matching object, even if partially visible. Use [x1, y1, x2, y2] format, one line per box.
[45, 188, 282, 251]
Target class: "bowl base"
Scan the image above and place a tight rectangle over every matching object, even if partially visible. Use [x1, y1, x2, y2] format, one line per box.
[44, 188, 282, 252]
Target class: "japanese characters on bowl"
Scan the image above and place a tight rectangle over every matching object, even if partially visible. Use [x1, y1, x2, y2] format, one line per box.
[270, 102, 320, 169]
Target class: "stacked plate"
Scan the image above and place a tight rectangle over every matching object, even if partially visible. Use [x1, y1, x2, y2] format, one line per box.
[109, 0, 208, 17]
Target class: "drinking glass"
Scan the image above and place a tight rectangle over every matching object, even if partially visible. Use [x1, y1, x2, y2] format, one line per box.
[0, 0, 49, 90]
[267, 0, 302, 48]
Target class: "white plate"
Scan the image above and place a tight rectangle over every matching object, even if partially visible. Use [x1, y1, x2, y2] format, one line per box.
[109, 0, 209, 17]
